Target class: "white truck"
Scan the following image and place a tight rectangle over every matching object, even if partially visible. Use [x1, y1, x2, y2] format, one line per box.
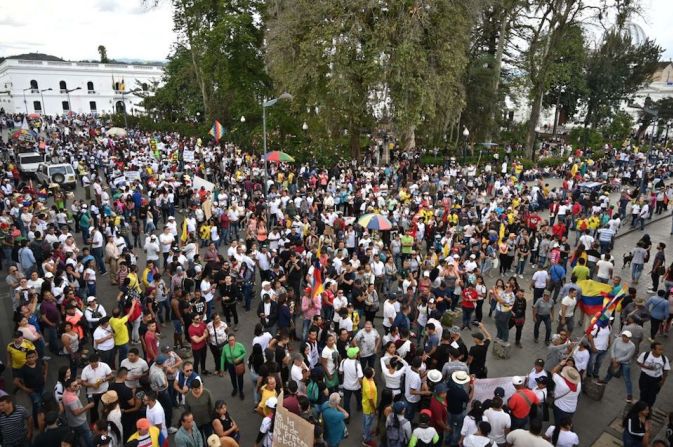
[17, 152, 47, 175]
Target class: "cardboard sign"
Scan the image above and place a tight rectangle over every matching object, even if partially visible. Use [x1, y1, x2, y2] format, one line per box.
[183, 149, 195, 162]
[273, 392, 315, 447]
[124, 171, 141, 182]
[192, 175, 215, 192]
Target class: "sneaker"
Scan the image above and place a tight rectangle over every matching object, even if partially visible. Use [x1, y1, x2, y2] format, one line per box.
[168, 427, 178, 434]
[626, 395, 633, 403]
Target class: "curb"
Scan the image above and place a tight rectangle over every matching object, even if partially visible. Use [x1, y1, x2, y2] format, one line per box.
[614, 212, 673, 240]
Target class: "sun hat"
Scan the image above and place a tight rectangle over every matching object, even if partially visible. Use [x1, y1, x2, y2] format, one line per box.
[452, 370, 470, 385]
[560, 366, 581, 385]
[101, 390, 118, 405]
[427, 369, 442, 383]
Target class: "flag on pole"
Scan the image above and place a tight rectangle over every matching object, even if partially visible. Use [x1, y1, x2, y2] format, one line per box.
[578, 279, 613, 316]
[209, 120, 225, 142]
[584, 287, 626, 336]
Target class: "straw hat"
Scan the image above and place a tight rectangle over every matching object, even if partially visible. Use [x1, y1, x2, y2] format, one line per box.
[560, 366, 581, 385]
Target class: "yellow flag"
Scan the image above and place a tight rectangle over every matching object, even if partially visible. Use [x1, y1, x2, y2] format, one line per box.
[180, 219, 188, 243]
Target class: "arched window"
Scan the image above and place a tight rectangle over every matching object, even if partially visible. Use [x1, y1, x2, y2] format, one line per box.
[87, 81, 94, 92]
[59, 80, 67, 92]
[30, 80, 39, 91]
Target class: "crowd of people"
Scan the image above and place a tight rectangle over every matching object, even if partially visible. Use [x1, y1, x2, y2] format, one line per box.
[0, 111, 672, 447]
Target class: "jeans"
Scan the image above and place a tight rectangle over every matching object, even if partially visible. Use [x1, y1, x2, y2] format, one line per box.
[603, 362, 633, 396]
[227, 364, 245, 394]
[249, 370, 260, 404]
[631, 263, 644, 282]
[44, 325, 60, 354]
[192, 346, 207, 373]
[623, 430, 645, 447]
[209, 344, 224, 372]
[116, 344, 129, 368]
[588, 349, 608, 377]
[557, 316, 575, 334]
[447, 411, 466, 446]
[553, 405, 574, 427]
[495, 310, 511, 342]
[639, 372, 663, 407]
[360, 355, 375, 370]
[533, 315, 552, 343]
[72, 421, 94, 447]
[157, 300, 171, 323]
[462, 307, 474, 327]
[342, 388, 362, 415]
[158, 389, 173, 428]
[91, 247, 106, 274]
[650, 318, 663, 339]
[362, 413, 375, 442]
[404, 399, 419, 422]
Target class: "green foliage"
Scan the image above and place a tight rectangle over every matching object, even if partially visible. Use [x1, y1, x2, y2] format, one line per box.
[583, 31, 662, 128]
[537, 156, 566, 168]
[97, 45, 109, 63]
[499, 122, 529, 145]
[568, 127, 603, 149]
[602, 111, 634, 142]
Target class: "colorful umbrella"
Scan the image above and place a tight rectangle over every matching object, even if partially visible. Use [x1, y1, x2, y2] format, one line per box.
[357, 213, 393, 231]
[263, 151, 295, 163]
[27, 113, 41, 119]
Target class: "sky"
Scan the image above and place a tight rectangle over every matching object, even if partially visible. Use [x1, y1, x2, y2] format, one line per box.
[0, 0, 671, 62]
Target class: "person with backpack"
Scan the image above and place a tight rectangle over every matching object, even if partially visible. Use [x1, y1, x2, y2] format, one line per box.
[386, 401, 412, 447]
[339, 346, 363, 419]
[507, 376, 540, 430]
[636, 341, 670, 408]
[409, 410, 440, 446]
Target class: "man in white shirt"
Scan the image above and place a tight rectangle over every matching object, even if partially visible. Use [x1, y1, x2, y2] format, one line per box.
[558, 288, 577, 334]
[531, 265, 549, 303]
[339, 347, 363, 416]
[483, 396, 511, 445]
[91, 228, 106, 274]
[120, 348, 149, 389]
[595, 254, 613, 283]
[93, 316, 115, 367]
[143, 390, 169, 438]
[158, 227, 175, 268]
[382, 295, 398, 334]
[636, 341, 671, 407]
[80, 353, 113, 423]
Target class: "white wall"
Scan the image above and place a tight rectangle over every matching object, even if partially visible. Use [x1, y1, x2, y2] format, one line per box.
[0, 59, 163, 115]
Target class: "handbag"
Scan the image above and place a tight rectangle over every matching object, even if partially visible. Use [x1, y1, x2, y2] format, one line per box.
[235, 361, 246, 376]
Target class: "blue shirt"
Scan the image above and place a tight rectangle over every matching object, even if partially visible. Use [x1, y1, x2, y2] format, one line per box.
[320, 402, 346, 446]
[647, 296, 670, 320]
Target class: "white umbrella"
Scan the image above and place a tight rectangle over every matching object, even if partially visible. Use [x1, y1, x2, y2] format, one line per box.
[106, 127, 128, 137]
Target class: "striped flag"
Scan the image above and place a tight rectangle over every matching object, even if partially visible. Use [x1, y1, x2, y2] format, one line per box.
[209, 120, 225, 142]
[311, 264, 324, 300]
[585, 287, 626, 336]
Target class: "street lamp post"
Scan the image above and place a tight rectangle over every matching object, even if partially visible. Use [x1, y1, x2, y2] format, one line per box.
[262, 92, 293, 197]
[119, 88, 141, 128]
[40, 88, 52, 116]
[462, 127, 470, 163]
[22, 87, 31, 114]
[65, 87, 81, 114]
[552, 86, 566, 138]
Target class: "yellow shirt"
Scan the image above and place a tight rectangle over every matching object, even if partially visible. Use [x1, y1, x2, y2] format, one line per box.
[257, 387, 278, 416]
[127, 272, 141, 293]
[7, 340, 36, 369]
[110, 315, 130, 346]
[362, 377, 377, 414]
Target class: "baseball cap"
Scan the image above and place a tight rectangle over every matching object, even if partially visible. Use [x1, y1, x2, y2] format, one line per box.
[87, 296, 96, 303]
[472, 333, 484, 341]
[155, 355, 167, 365]
[494, 387, 505, 398]
[535, 358, 545, 367]
[136, 418, 151, 430]
[512, 376, 525, 386]
[266, 397, 278, 409]
[621, 330, 632, 338]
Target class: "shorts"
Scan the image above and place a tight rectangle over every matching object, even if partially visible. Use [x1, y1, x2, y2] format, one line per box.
[172, 320, 183, 334]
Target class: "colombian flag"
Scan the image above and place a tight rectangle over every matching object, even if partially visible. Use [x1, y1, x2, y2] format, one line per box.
[311, 264, 324, 300]
[578, 279, 613, 316]
[585, 287, 626, 335]
[209, 120, 225, 142]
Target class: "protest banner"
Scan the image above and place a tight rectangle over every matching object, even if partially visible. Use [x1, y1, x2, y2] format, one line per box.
[183, 148, 195, 162]
[192, 175, 215, 192]
[472, 376, 516, 403]
[273, 392, 315, 447]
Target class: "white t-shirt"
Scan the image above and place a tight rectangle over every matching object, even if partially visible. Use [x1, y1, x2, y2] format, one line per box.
[637, 351, 671, 378]
[252, 333, 273, 352]
[532, 271, 549, 289]
[591, 326, 611, 351]
[463, 434, 496, 447]
[93, 325, 115, 351]
[80, 362, 112, 395]
[595, 260, 613, 279]
[383, 300, 397, 328]
[552, 373, 580, 412]
[339, 358, 363, 391]
[506, 429, 553, 447]
[146, 401, 168, 438]
[544, 426, 579, 447]
[573, 349, 590, 372]
[321, 345, 338, 375]
[483, 409, 511, 444]
[403, 367, 422, 403]
[560, 296, 576, 317]
[120, 358, 149, 389]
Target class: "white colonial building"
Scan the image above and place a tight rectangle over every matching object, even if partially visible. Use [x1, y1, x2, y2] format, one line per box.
[0, 55, 163, 116]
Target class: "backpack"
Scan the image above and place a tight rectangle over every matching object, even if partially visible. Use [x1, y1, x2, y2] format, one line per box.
[307, 380, 319, 404]
[386, 418, 408, 447]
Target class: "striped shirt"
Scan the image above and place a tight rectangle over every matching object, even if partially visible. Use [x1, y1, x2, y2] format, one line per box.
[0, 404, 30, 446]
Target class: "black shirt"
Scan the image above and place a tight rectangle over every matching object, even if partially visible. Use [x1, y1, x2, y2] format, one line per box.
[468, 340, 491, 375]
[31, 426, 70, 447]
[18, 361, 45, 390]
[446, 382, 469, 415]
[109, 382, 134, 410]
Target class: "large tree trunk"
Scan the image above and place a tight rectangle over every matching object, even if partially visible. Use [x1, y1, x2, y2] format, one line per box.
[525, 83, 545, 159]
[349, 130, 361, 161]
[403, 126, 416, 151]
[486, 11, 510, 142]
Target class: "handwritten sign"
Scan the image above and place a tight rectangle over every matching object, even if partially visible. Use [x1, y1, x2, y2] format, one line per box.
[273, 392, 314, 447]
[472, 376, 516, 403]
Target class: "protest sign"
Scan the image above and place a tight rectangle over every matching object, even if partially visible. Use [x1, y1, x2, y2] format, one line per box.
[192, 175, 215, 192]
[273, 392, 314, 447]
[472, 376, 516, 403]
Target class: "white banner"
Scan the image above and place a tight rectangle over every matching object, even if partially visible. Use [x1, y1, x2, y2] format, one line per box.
[192, 175, 215, 192]
[473, 376, 516, 403]
[183, 149, 195, 162]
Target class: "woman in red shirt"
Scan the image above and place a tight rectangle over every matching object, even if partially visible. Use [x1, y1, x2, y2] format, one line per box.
[461, 284, 478, 329]
[188, 315, 209, 375]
